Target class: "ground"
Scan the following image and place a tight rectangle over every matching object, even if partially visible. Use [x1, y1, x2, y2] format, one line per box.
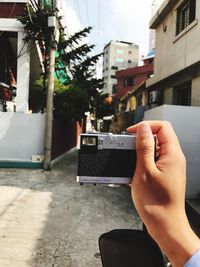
[0, 151, 141, 267]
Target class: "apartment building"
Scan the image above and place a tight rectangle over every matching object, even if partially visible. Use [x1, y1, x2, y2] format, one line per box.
[146, 0, 200, 107]
[102, 41, 139, 95]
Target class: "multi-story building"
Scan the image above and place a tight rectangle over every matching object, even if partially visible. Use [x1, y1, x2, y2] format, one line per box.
[102, 41, 139, 95]
[146, 0, 200, 108]
[115, 52, 154, 101]
[144, 0, 200, 199]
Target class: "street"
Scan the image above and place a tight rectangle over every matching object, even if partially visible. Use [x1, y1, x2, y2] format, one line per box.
[0, 150, 141, 267]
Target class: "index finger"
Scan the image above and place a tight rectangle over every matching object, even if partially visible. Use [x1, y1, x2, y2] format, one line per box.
[127, 121, 181, 156]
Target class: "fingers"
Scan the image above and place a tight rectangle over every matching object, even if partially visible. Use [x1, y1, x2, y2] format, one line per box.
[128, 121, 181, 157]
[133, 122, 156, 173]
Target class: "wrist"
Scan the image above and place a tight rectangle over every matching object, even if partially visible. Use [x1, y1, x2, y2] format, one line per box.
[149, 216, 200, 267]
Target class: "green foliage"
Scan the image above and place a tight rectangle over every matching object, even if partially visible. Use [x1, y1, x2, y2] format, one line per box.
[18, 5, 108, 120]
[29, 78, 46, 113]
[95, 95, 116, 119]
[54, 82, 89, 120]
[18, 5, 52, 46]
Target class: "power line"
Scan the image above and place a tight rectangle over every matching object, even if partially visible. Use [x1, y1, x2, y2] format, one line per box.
[75, 0, 82, 24]
[0, 2, 17, 37]
[98, 0, 100, 34]
[85, 0, 90, 26]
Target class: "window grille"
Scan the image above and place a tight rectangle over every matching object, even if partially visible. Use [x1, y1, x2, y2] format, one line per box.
[176, 0, 196, 35]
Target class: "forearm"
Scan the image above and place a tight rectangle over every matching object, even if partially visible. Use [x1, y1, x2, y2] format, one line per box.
[148, 215, 200, 267]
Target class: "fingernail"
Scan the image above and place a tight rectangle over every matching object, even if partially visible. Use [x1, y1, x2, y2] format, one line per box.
[137, 123, 150, 137]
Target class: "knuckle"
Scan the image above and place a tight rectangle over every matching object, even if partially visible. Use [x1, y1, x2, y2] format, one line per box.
[163, 120, 172, 128]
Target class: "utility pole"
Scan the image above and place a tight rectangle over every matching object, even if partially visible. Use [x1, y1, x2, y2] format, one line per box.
[43, 1, 57, 170]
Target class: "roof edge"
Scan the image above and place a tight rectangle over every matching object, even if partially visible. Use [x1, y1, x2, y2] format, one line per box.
[150, 0, 178, 29]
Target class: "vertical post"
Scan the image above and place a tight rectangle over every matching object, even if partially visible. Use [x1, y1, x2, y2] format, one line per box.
[43, 0, 57, 170]
[43, 45, 56, 170]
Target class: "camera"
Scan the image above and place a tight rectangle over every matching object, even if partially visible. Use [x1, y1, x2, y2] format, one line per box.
[77, 132, 136, 185]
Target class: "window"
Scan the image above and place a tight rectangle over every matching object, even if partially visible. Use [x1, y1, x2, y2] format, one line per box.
[112, 84, 117, 94]
[124, 77, 135, 87]
[0, 32, 17, 84]
[128, 51, 132, 54]
[137, 93, 143, 106]
[116, 49, 124, 54]
[176, 0, 196, 35]
[116, 58, 124, 63]
[128, 60, 132, 63]
[173, 81, 191, 106]
[111, 66, 118, 70]
[111, 75, 116, 79]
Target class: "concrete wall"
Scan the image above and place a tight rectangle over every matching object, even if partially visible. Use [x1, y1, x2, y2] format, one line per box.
[147, 0, 200, 87]
[191, 76, 200, 106]
[163, 87, 173, 104]
[144, 105, 200, 198]
[0, 112, 45, 165]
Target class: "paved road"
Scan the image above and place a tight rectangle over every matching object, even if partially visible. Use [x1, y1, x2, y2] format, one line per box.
[0, 151, 141, 267]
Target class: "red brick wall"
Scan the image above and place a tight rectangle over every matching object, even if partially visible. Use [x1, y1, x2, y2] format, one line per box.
[0, 3, 25, 18]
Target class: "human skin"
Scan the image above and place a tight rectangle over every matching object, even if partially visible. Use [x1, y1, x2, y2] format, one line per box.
[127, 121, 200, 267]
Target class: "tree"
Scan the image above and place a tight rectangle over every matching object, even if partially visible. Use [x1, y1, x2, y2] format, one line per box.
[18, 4, 107, 120]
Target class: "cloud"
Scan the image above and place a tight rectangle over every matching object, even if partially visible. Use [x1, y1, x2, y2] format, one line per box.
[100, 0, 152, 54]
[61, 3, 82, 35]
[61, 0, 155, 56]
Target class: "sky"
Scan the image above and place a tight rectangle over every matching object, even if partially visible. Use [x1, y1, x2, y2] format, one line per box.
[60, 0, 164, 55]
[60, 0, 164, 74]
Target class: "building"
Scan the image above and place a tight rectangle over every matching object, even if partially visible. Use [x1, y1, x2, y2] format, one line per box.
[109, 51, 154, 133]
[146, 0, 200, 108]
[117, 50, 154, 113]
[0, 0, 78, 168]
[149, 0, 165, 50]
[0, 1, 31, 112]
[102, 41, 139, 95]
[115, 51, 154, 101]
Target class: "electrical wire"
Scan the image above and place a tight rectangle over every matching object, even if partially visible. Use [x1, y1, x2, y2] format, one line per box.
[0, 2, 17, 37]
[75, 0, 82, 24]
[85, 0, 89, 26]
[98, 0, 100, 35]
[72, 0, 78, 17]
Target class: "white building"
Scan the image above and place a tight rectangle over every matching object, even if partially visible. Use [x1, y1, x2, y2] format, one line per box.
[102, 41, 139, 95]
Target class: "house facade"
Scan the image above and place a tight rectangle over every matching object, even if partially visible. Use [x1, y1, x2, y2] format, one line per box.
[146, 0, 200, 108]
[0, 0, 79, 168]
[102, 41, 139, 95]
[109, 53, 154, 133]
[116, 61, 154, 101]
[0, 0, 43, 113]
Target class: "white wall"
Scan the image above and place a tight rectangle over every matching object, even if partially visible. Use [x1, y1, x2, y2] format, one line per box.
[0, 112, 45, 162]
[144, 105, 200, 198]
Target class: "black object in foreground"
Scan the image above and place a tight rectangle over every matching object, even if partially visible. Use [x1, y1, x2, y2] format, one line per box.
[99, 229, 165, 267]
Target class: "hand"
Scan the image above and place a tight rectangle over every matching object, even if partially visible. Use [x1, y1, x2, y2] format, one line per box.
[127, 121, 200, 267]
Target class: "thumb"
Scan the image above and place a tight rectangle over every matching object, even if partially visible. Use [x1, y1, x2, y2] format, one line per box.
[135, 122, 155, 172]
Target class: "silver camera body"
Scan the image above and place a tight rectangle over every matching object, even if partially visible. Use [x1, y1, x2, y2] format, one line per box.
[77, 132, 136, 185]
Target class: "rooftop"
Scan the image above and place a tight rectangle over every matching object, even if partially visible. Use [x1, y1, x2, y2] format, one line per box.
[149, 0, 178, 29]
